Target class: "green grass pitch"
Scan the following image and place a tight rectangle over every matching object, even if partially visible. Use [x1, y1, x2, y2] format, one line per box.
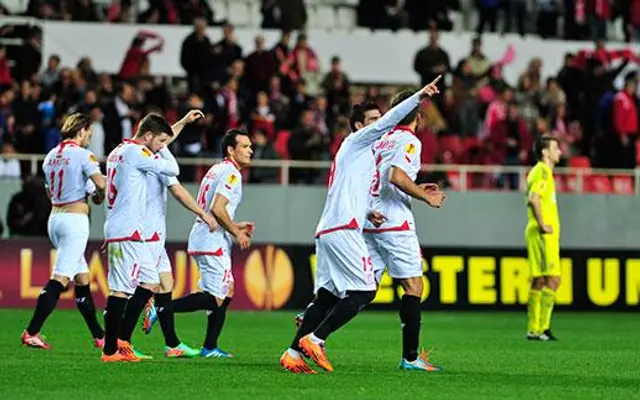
[0, 310, 638, 400]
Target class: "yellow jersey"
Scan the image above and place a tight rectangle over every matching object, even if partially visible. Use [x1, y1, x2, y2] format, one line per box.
[525, 162, 560, 234]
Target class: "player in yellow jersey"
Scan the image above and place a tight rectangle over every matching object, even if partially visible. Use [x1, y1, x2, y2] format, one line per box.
[525, 135, 562, 341]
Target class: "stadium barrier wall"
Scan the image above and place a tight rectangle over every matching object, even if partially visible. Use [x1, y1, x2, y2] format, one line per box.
[41, 21, 637, 86]
[2, 182, 640, 249]
[0, 239, 638, 311]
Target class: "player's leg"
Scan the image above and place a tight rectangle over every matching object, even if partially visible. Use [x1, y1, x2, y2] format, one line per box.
[69, 214, 104, 348]
[200, 254, 234, 358]
[172, 255, 222, 313]
[539, 235, 561, 341]
[299, 231, 377, 372]
[281, 238, 337, 374]
[74, 273, 105, 348]
[151, 250, 200, 357]
[103, 242, 137, 362]
[526, 230, 545, 339]
[22, 215, 70, 349]
[118, 242, 158, 350]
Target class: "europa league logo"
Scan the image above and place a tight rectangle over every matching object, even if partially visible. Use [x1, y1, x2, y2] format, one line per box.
[244, 245, 294, 309]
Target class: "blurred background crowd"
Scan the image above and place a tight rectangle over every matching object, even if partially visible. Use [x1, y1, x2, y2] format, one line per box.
[0, 0, 639, 193]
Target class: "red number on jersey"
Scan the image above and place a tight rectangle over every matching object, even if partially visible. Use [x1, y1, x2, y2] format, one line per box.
[197, 183, 211, 210]
[369, 154, 383, 196]
[222, 270, 232, 283]
[49, 170, 65, 200]
[327, 160, 337, 188]
[361, 256, 373, 272]
[106, 168, 118, 209]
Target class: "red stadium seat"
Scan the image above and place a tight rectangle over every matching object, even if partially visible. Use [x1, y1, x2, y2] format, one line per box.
[568, 156, 591, 169]
[612, 176, 634, 194]
[585, 175, 612, 193]
[274, 130, 291, 159]
[636, 141, 640, 165]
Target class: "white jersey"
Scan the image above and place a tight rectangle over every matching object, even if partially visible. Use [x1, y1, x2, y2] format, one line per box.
[188, 159, 243, 255]
[42, 140, 100, 206]
[315, 91, 422, 237]
[365, 127, 422, 232]
[104, 139, 179, 242]
[146, 172, 179, 242]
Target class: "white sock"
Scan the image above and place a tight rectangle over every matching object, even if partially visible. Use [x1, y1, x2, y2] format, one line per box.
[310, 333, 324, 345]
[287, 348, 302, 358]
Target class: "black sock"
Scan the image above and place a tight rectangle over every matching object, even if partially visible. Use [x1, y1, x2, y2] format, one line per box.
[119, 286, 154, 343]
[203, 297, 231, 350]
[26, 280, 65, 335]
[174, 292, 217, 313]
[75, 284, 104, 339]
[291, 288, 340, 351]
[103, 296, 127, 355]
[399, 295, 421, 362]
[155, 292, 181, 348]
[314, 290, 375, 341]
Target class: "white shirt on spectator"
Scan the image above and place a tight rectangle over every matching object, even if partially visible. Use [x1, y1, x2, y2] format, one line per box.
[115, 96, 133, 140]
[89, 121, 106, 158]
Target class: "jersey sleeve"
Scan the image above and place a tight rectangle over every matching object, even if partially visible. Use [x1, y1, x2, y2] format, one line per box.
[347, 91, 422, 150]
[160, 174, 180, 188]
[390, 136, 421, 175]
[529, 167, 548, 197]
[81, 150, 101, 177]
[128, 146, 180, 177]
[214, 167, 241, 201]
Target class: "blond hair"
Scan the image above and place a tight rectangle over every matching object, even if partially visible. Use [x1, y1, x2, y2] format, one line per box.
[61, 113, 91, 140]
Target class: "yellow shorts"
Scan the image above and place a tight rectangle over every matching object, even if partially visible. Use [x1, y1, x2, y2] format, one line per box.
[525, 231, 560, 278]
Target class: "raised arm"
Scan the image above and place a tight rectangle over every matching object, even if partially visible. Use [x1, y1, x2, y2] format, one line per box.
[349, 76, 441, 149]
[167, 109, 204, 145]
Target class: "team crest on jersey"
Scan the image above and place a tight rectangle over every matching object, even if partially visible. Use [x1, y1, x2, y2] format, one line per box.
[405, 143, 416, 155]
[141, 147, 153, 157]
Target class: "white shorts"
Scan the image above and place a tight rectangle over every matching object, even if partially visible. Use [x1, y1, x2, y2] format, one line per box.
[107, 241, 158, 294]
[150, 241, 172, 274]
[364, 230, 423, 283]
[315, 229, 376, 298]
[47, 213, 90, 279]
[193, 253, 233, 300]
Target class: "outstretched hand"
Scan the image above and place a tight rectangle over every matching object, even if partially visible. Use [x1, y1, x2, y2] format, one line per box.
[184, 109, 205, 124]
[420, 75, 442, 98]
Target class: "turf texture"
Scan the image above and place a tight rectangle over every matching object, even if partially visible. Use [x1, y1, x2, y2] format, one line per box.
[0, 310, 638, 400]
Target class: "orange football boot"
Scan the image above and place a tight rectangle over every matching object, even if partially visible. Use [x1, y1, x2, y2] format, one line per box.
[280, 350, 317, 374]
[298, 335, 334, 372]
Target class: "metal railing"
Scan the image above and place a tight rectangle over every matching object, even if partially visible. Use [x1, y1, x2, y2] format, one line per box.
[3, 153, 640, 194]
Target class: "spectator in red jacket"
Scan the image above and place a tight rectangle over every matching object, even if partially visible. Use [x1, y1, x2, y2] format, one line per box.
[612, 73, 638, 168]
[0, 45, 12, 86]
[489, 103, 531, 189]
[119, 32, 164, 81]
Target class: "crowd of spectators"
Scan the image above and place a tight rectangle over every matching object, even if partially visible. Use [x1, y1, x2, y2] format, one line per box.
[0, 1, 639, 192]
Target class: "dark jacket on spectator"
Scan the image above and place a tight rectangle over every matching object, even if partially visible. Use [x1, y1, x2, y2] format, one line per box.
[180, 32, 213, 79]
[7, 176, 50, 237]
[245, 50, 277, 93]
[249, 142, 280, 183]
[279, 0, 307, 30]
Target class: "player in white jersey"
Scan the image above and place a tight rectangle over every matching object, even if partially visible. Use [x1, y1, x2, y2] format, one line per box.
[101, 113, 180, 363]
[165, 128, 254, 359]
[21, 113, 107, 350]
[136, 110, 218, 359]
[280, 77, 442, 374]
[364, 90, 446, 372]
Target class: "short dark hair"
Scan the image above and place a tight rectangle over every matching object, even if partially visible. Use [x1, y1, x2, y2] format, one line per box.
[61, 113, 92, 140]
[390, 89, 419, 126]
[534, 135, 558, 160]
[349, 102, 380, 132]
[135, 113, 173, 138]
[221, 128, 249, 157]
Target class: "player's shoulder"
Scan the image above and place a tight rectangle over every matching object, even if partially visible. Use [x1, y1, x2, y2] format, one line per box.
[530, 163, 550, 181]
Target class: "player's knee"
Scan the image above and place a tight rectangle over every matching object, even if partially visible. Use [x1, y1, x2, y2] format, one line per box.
[531, 278, 545, 290]
[546, 276, 561, 291]
[159, 273, 174, 293]
[400, 277, 423, 297]
[52, 275, 71, 288]
[74, 273, 90, 286]
[346, 290, 376, 310]
[316, 288, 341, 308]
[227, 282, 235, 298]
